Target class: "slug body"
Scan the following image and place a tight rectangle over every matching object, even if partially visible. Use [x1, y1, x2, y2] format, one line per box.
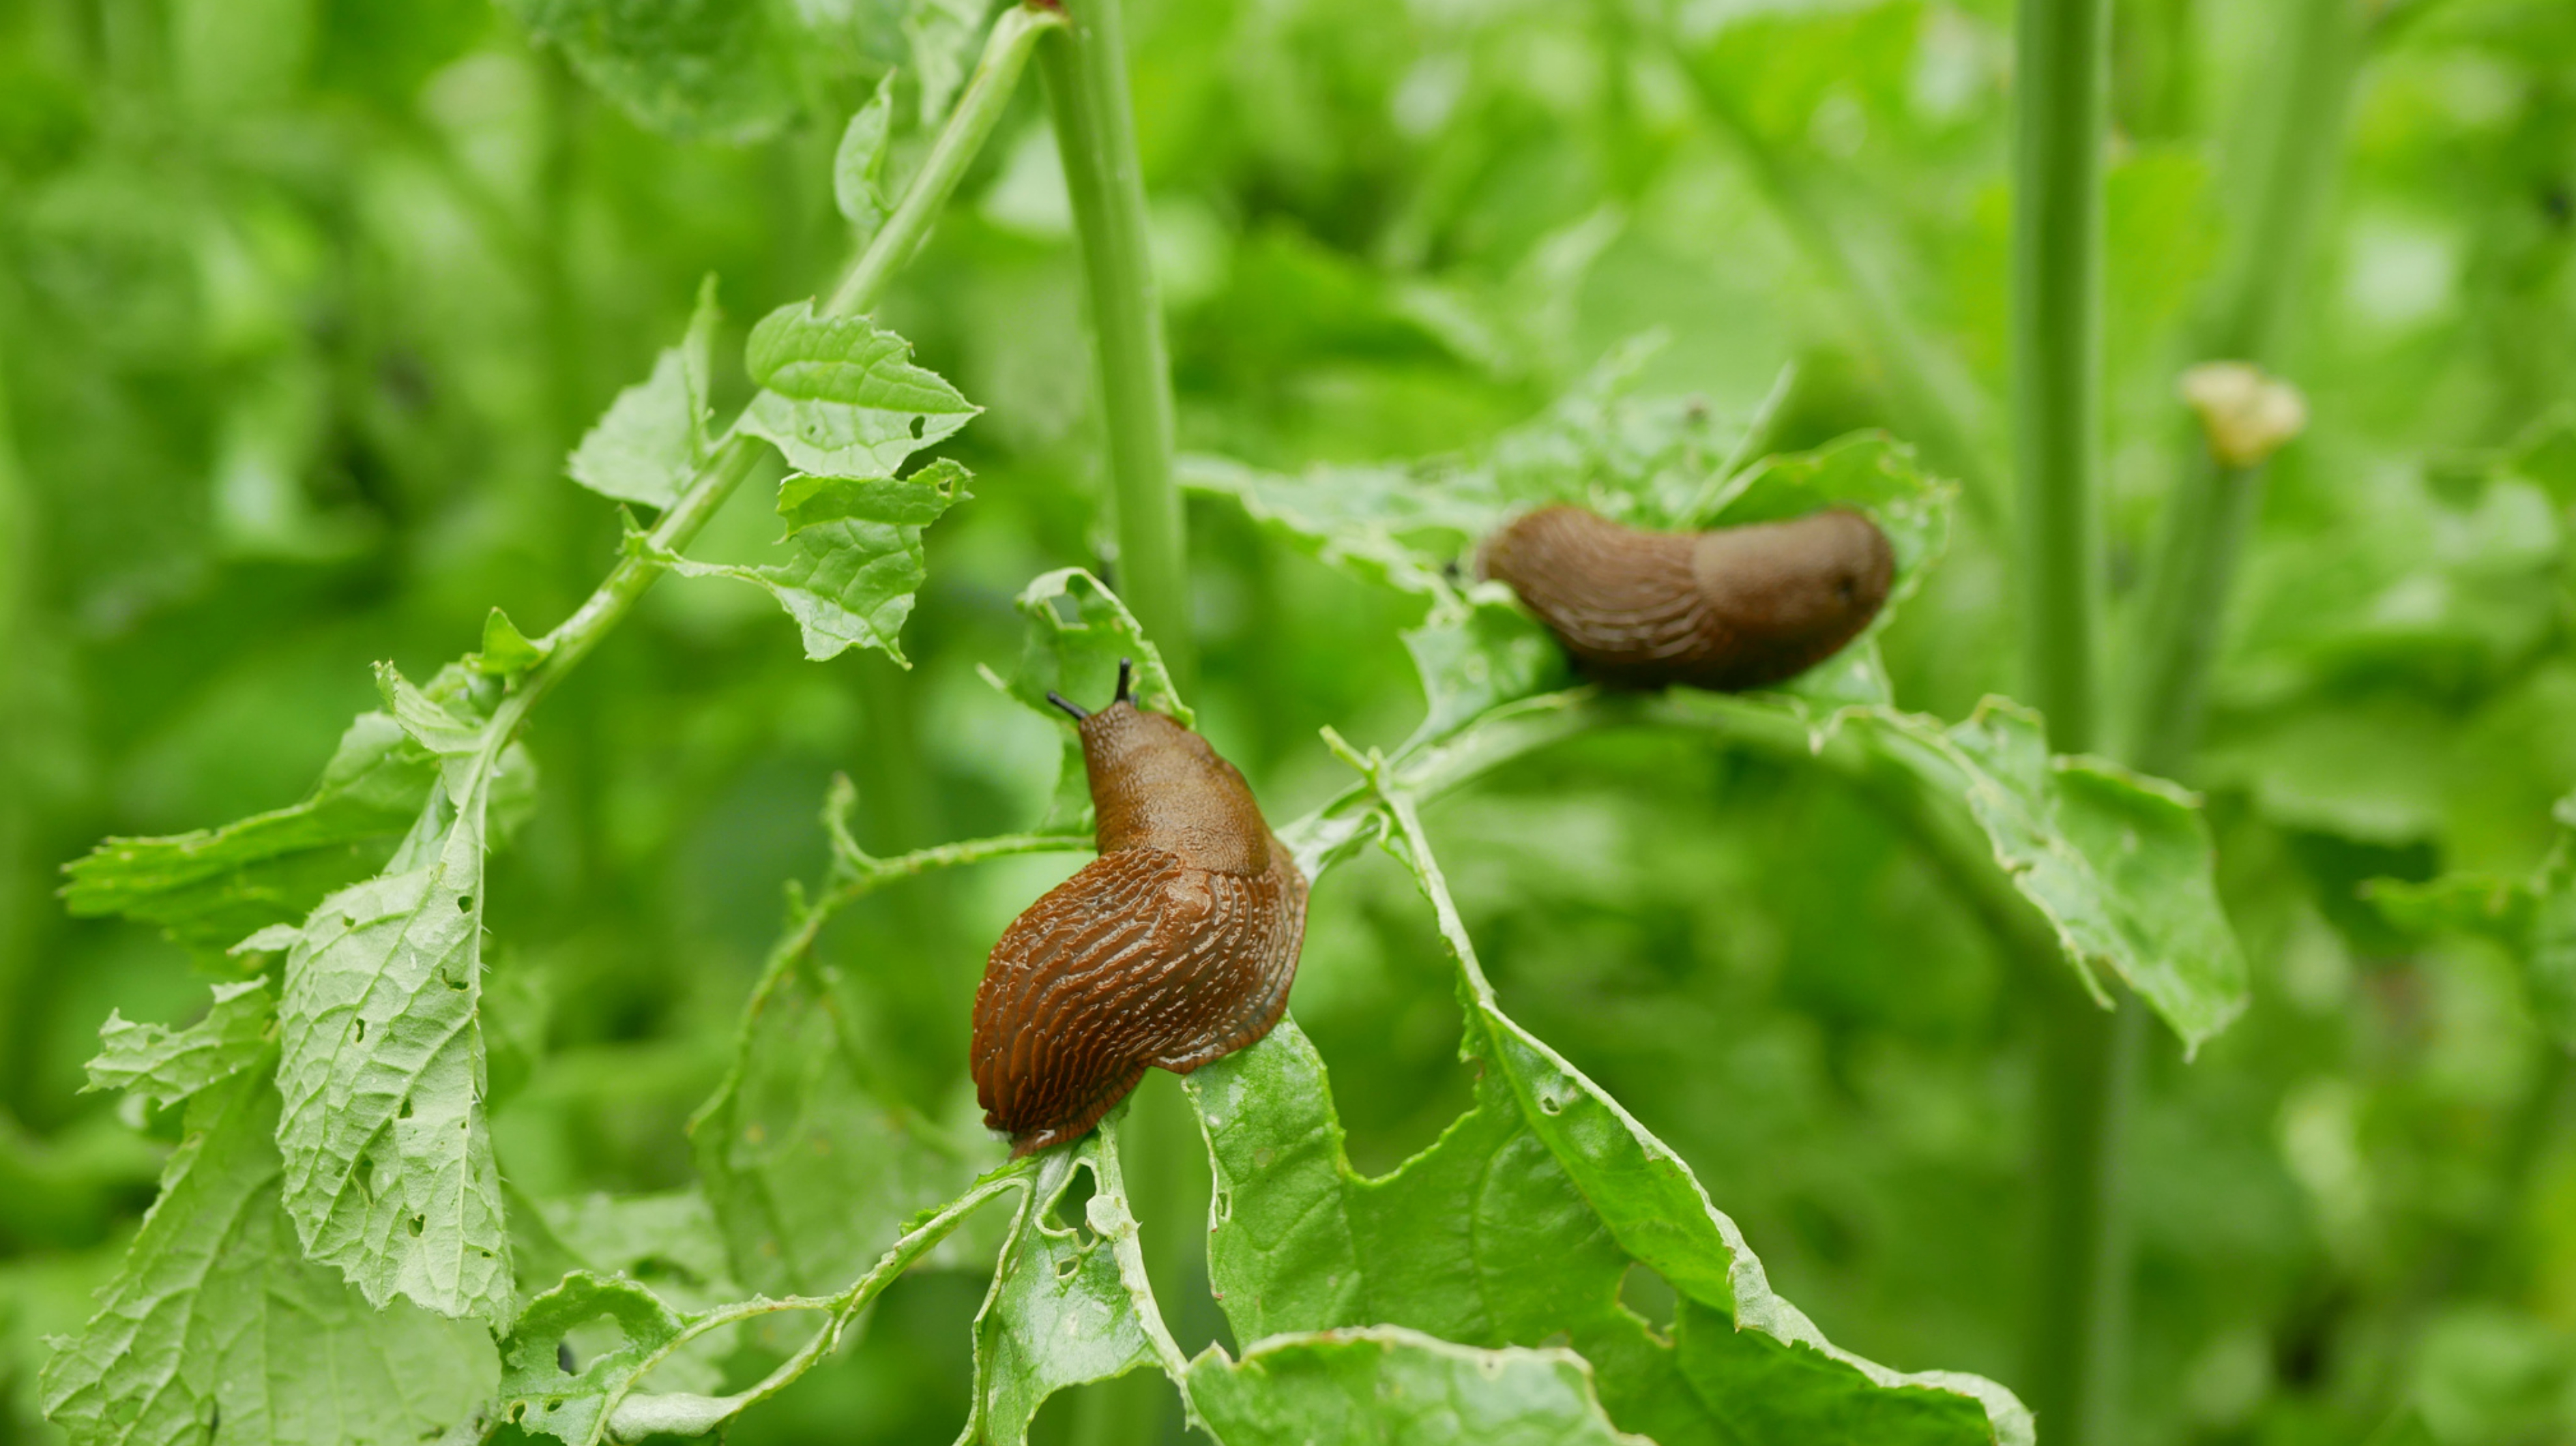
[971, 666, 1308, 1156]
[1481, 504, 1895, 692]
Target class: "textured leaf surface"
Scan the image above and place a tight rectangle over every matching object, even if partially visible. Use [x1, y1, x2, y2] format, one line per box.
[957, 1131, 1184, 1445]
[1846, 699, 2250, 1049]
[40, 1067, 494, 1446]
[489, 1272, 691, 1445]
[690, 943, 994, 1299]
[1184, 1327, 1648, 1446]
[85, 979, 272, 1113]
[1186, 1016, 2025, 1446]
[735, 302, 978, 481]
[59, 711, 437, 958]
[566, 278, 719, 508]
[274, 666, 514, 1325]
[988, 567, 1191, 827]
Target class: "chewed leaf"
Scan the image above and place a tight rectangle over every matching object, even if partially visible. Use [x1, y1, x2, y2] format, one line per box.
[1399, 597, 1570, 752]
[85, 979, 273, 1112]
[490, 1272, 693, 1445]
[649, 461, 967, 664]
[1185, 1007, 2030, 1445]
[989, 568, 1190, 827]
[567, 276, 720, 508]
[735, 302, 978, 481]
[274, 666, 516, 1326]
[40, 1067, 495, 1446]
[61, 712, 437, 959]
[1184, 1326, 1650, 1446]
[956, 1129, 1186, 1446]
[1836, 698, 2250, 1050]
[690, 941, 996, 1299]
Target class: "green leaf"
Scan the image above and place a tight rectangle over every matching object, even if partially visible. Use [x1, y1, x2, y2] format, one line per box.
[60, 711, 436, 959]
[491, 1271, 690, 1445]
[647, 464, 968, 663]
[690, 940, 996, 1299]
[734, 302, 979, 482]
[566, 277, 720, 509]
[1185, 1016, 2027, 1446]
[1843, 698, 2250, 1050]
[471, 607, 551, 679]
[493, 0, 806, 144]
[776, 456, 970, 535]
[273, 665, 515, 1325]
[84, 979, 272, 1113]
[984, 567, 1190, 828]
[40, 1066, 495, 1446]
[834, 80, 896, 239]
[2370, 795, 2576, 1046]
[1183, 1327, 1649, 1446]
[1399, 600, 1572, 752]
[956, 1128, 1188, 1445]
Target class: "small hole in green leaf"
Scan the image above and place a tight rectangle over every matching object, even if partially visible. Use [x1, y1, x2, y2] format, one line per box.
[354, 1020, 366, 1043]
[456, 896, 472, 912]
[407, 1214, 424, 1237]
[398, 1098, 413, 1119]
[909, 414, 926, 439]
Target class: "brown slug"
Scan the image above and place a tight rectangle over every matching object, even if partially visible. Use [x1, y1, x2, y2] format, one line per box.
[970, 661, 1308, 1156]
[1480, 503, 1895, 692]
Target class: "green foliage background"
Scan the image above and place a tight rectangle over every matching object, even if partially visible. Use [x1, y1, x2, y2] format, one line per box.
[2, 0, 2574, 1442]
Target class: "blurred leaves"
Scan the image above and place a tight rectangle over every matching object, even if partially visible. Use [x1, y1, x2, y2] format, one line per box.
[566, 277, 721, 510]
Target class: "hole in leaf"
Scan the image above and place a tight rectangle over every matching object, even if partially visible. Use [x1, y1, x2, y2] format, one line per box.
[1212, 1189, 1232, 1224]
[1620, 1261, 1677, 1338]
[353, 1020, 366, 1043]
[1535, 1087, 1566, 1117]
[909, 414, 926, 439]
[1048, 1164, 1102, 1248]
[456, 895, 472, 912]
[398, 1098, 414, 1119]
[557, 1341, 577, 1375]
[407, 1214, 425, 1237]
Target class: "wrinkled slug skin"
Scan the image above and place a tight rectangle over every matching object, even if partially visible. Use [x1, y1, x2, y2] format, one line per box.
[1482, 503, 1896, 692]
[969, 701, 1307, 1156]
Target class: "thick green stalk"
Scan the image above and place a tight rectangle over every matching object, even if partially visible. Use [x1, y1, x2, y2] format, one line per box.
[2010, 0, 2120, 1442]
[1040, 4, 1197, 1438]
[1038, 0, 1191, 691]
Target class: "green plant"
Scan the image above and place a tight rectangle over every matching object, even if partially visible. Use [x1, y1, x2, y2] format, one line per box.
[8, 0, 2576, 1443]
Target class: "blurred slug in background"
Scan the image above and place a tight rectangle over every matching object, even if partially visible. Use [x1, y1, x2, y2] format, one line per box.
[970, 661, 1308, 1155]
[1481, 504, 1895, 692]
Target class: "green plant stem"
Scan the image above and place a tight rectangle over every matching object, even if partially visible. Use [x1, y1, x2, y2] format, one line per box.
[491, 4, 1059, 741]
[1040, 8, 1198, 1441]
[829, 3, 1064, 316]
[2120, 0, 2360, 776]
[2008, 0, 2120, 1440]
[1039, 0, 1190, 692]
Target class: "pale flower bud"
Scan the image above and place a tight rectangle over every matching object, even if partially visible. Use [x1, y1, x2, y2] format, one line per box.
[2178, 362, 2309, 469]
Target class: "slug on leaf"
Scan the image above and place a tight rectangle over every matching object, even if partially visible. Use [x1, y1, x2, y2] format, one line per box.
[971, 661, 1308, 1156]
[1480, 503, 1894, 692]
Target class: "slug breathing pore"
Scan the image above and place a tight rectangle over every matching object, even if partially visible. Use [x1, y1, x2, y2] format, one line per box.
[969, 660, 1308, 1155]
[1480, 504, 1895, 692]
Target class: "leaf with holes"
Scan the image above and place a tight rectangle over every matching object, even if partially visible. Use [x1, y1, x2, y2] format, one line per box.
[273, 664, 515, 1325]
[40, 1065, 495, 1446]
[984, 567, 1190, 828]
[734, 302, 978, 482]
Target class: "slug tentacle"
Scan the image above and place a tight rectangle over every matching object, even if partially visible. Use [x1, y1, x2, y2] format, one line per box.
[970, 682, 1307, 1155]
[1481, 503, 1894, 692]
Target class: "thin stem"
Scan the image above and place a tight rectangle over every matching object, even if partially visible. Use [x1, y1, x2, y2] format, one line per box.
[496, 5, 1063, 741]
[2120, 0, 2360, 776]
[828, 4, 1064, 316]
[2010, 0, 2118, 1440]
[1039, 0, 1191, 690]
